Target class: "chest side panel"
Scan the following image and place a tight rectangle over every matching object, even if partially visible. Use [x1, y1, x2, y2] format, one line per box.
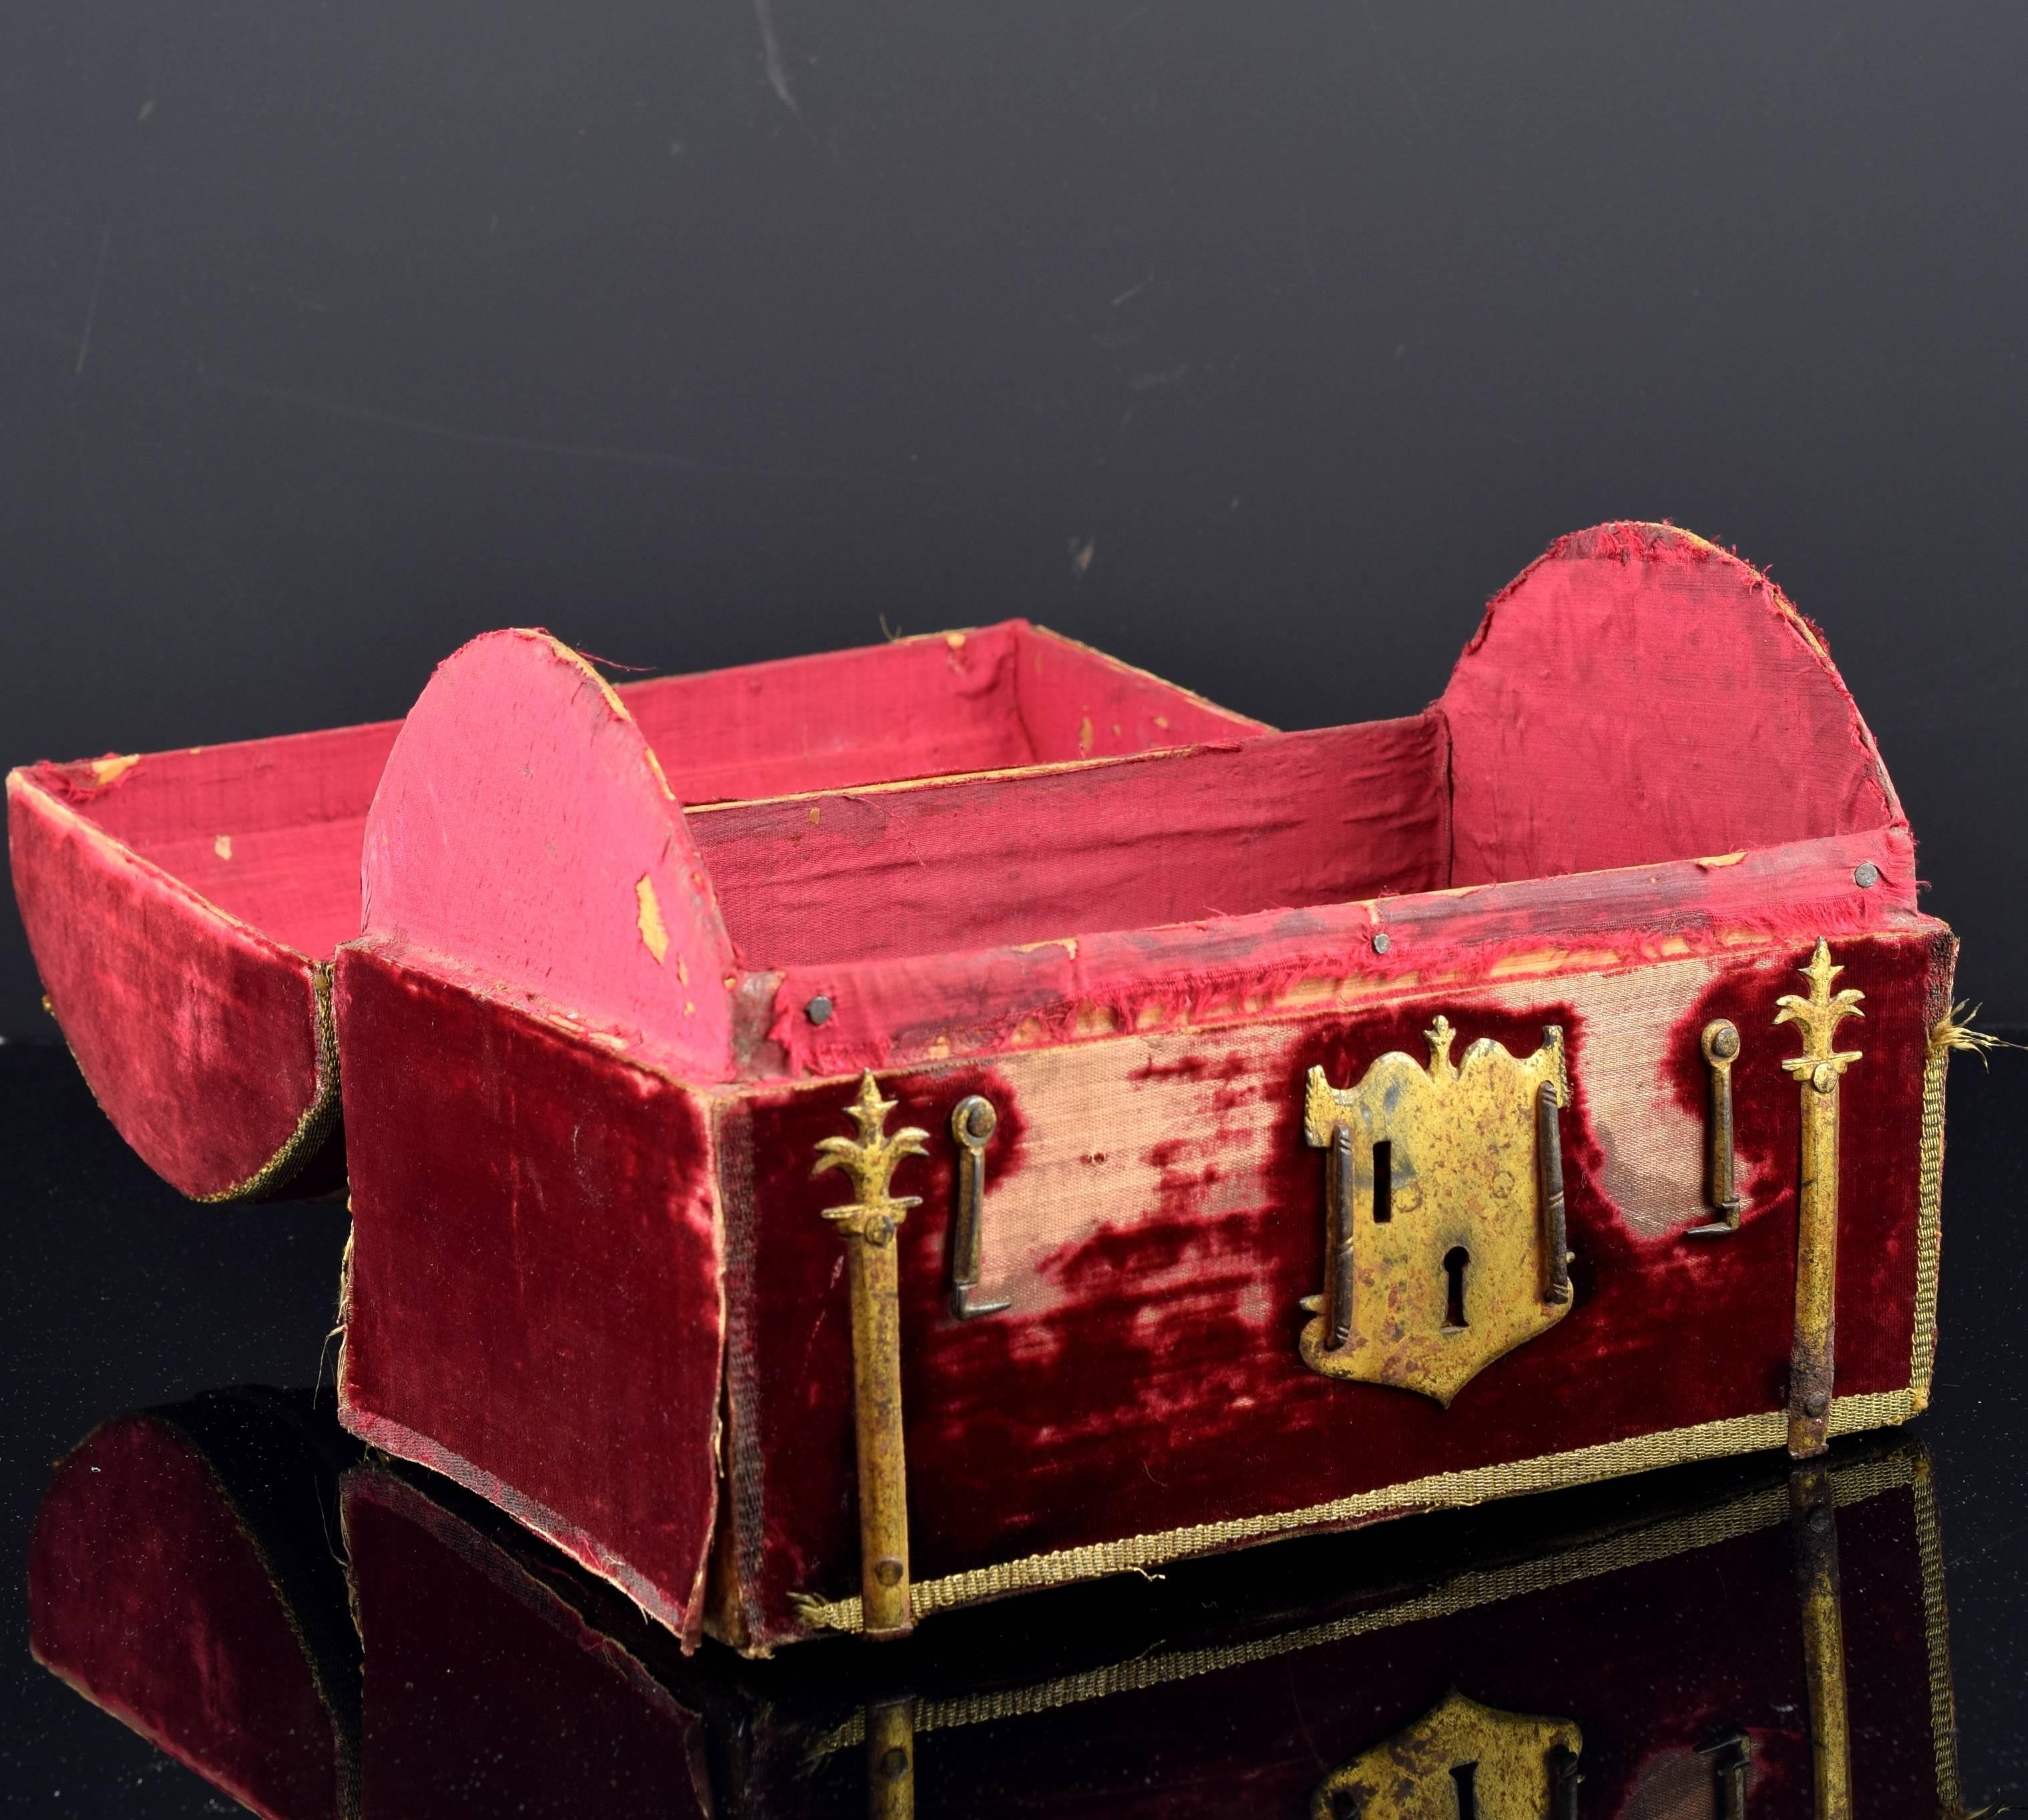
[725, 930, 1947, 1643]
[336, 943, 726, 1645]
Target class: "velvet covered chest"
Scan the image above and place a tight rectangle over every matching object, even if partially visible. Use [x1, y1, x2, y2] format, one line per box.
[9, 522, 1979, 1657]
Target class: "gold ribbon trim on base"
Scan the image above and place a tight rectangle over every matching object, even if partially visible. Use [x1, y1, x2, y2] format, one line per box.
[792, 1391, 1922, 1635]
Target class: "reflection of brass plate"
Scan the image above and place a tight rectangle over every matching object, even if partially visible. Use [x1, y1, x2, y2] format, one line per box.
[1309, 1688, 1581, 1820]
[1303, 1019, 1571, 1404]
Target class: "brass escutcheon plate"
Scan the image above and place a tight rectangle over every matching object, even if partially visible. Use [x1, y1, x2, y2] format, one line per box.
[1301, 1018, 1572, 1406]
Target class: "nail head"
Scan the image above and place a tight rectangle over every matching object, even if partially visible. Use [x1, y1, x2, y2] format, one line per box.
[1852, 861, 1880, 889]
[954, 1094, 997, 1145]
[1371, 931, 1392, 955]
[805, 994, 833, 1025]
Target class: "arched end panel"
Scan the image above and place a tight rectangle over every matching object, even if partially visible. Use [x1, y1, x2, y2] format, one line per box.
[363, 630, 737, 1080]
[1442, 523, 1904, 887]
[7, 771, 336, 1202]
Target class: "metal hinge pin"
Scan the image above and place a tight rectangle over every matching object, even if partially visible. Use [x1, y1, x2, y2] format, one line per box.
[948, 1095, 1011, 1320]
[1689, 1018, 1745, 1238]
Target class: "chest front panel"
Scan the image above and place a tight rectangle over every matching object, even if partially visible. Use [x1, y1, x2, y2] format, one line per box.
[721, 930, 1947, 1645]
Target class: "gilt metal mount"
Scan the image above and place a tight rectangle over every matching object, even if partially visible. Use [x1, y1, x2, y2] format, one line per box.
[813, 1072, 929, 1639]
[947, 1095, 1010, 1319]
[1777, 941, 1863, 1460]
[1300, 1017, 1573, 1407]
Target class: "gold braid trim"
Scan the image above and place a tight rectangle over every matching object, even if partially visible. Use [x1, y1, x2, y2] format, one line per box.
[1912, 1001, 2015, 1407]
[795, 1393, 1920, 1635]
[1827, 1387, 1920, 1433]
[195, 963, 342, 1202]
[1909, 1024, 1951, 1407]
[807, 1447, 1920, 1759]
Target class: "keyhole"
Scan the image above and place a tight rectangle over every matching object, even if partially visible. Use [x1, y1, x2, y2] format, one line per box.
[1450, 1761, 1480, 1820]
[1443, 1246, 1470, 1331]
[1372, 1140, 1392, 1222]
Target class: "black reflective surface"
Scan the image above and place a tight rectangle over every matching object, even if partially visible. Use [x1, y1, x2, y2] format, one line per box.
[4, 1037, 2024, 1816]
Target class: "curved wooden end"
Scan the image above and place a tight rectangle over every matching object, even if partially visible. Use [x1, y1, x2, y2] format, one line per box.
[362, 629, 738, 1080]
[8, 771, 338, 1202]
[1441, 522, 1905, 887]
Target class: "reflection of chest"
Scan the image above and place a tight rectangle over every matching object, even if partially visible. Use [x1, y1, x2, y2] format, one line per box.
[335, 1437, 1940, 1820]
[31, 1386, 1953, 1819]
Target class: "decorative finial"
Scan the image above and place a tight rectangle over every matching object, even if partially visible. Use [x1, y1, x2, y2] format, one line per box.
[813, 1071, 929, 1238]
[1775, 939, 1864, 1090]
[1424, 1014, 1458, 1082]
[808, 1070, 930, 1640]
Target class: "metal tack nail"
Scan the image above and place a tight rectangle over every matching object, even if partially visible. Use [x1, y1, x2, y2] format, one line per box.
[806, 995, 834, 1025]
[1852, 862, 1879, 889]
[1371, 931, 1392, 955]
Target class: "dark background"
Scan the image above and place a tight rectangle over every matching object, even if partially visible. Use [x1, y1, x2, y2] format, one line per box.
[3, 1, 2026, 1040]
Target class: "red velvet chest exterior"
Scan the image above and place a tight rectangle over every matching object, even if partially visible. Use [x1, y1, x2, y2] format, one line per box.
[316, 523, 1967, 1652]
[7, 521, 1967, 1654]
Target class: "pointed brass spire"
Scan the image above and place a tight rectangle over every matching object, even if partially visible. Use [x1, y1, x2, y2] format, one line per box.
[1776, 939, 1865, 1086]
[813, 1071, 930, 1225]
[811, 1072, 928, 1639]
[1778, 940, 1864, 1461]
[1423, 1014, 1458, 1082]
